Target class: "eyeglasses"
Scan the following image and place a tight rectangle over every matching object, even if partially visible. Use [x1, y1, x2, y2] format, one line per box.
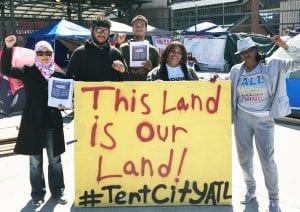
[36, 51, 52, 56]
[94, 27, 110, 35]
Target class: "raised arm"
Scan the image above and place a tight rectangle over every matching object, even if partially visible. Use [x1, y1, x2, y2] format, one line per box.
[272, 35, 289, 50]
[271, 35, 300, 72]
[0, 35, 25, 79]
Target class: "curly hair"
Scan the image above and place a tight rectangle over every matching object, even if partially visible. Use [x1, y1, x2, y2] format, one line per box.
[160, 41, 188, 66]
[91, 16, 111, 29]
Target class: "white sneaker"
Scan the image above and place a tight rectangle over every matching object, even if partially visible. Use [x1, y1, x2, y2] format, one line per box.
[31, 198, 44, 207]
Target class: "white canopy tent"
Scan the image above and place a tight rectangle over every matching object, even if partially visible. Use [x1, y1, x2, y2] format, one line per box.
[110, 21, 133, 35]
[146, 24, 173, 36]
[110, 21, 172, 36]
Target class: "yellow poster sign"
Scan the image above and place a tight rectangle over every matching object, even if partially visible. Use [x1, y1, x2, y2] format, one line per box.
[74, 81, 232, 207]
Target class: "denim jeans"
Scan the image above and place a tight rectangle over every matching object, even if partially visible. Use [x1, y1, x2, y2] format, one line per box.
[30, 129, 65, 199]
[234, 108, 279, 200]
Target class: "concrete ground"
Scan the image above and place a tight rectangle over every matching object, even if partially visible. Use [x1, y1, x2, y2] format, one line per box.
[0, 114, 299, 212]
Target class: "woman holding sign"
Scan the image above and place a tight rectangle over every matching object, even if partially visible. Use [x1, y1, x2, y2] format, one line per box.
[1, 35, 68, 206]
[147, 41, 198, 81]
[230, 36, 300, 212]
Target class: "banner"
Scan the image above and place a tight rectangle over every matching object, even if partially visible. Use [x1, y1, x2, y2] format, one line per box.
[74, 81, 232, 207]
[152, 36, 172, 55]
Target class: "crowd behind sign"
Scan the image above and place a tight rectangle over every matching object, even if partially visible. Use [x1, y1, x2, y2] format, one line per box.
[74, 81, 232, 207]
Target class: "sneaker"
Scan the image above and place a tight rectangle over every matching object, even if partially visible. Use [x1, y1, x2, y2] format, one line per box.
[58, 195, 68, 205]
[52, 194, 68, 205]
[31, 198, 44, 207]
[240, 192, 256, 204]
[269, 199, 281, 212]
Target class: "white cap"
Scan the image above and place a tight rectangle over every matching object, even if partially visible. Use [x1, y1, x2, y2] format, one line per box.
[235, 37, 256, 55]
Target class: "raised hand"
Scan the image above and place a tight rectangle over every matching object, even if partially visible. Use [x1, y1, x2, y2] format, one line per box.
[4, 35, 17, 48]
[272, 35, 289, 50]
[116, 33, 126, 44]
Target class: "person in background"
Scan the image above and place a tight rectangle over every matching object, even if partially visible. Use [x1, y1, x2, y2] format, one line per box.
[67, 16, 127, 81]
[112, 32, 127, 49]
[1, 35, 68, 207]
[187, 52, 201, 72]
[119, 15, 159, 81]
[147, 41, 198, 81]
[230, 36, 300, 212]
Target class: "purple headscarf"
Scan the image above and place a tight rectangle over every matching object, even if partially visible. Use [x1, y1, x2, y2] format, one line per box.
[34, 40, 55, 79]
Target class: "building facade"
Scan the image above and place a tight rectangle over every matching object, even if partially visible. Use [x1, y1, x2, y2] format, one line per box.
[131, 0, 170, 30]
[1, 0, 300, 48]
[280, 0, 300, 35]
[0, 0, 170, 48]
[170, 0, 300, 36]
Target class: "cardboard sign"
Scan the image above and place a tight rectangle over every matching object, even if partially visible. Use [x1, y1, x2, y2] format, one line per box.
[74, 81, 232, 207]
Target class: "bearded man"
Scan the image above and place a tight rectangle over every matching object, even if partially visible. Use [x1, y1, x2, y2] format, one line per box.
[67, 16, 127, 81]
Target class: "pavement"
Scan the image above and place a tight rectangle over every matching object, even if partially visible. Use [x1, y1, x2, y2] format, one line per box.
[0, 113, 300, 212]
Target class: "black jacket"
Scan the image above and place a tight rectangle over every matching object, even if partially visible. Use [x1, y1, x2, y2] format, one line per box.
[1, 47, 65, 156]
[147, 64, 199, 81]
[67, 40, 127, 81]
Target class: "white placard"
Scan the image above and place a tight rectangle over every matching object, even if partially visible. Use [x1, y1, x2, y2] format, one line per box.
[48, 77, 74, 109]
[129, 40, 149, 67]
[183, 36, 226, 71]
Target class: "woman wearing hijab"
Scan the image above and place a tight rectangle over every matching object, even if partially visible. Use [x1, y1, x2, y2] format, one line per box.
[1, 35, 67, 206]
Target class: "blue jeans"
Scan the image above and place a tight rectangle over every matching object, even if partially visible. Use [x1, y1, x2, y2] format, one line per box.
[30, 129, 65, 199]
[234, 108, 279, 200]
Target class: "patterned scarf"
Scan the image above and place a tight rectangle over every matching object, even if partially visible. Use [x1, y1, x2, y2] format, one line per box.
[34, 41, 55, 79]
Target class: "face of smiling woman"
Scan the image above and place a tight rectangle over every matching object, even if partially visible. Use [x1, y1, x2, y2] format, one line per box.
[167, 46, 182, 67]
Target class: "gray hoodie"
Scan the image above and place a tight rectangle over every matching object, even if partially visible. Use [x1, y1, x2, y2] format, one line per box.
[230, 45, 300, 121]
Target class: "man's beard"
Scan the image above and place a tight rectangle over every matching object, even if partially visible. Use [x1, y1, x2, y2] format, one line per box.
[91, 34, 108, 46]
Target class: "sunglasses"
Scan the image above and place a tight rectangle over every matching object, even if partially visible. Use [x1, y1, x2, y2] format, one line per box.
[36, 51, 52, 56]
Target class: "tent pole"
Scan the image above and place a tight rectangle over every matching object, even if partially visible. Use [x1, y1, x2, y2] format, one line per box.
[9, 0, 16, 34]
[54, 39, 56, 59]
[223, 1, 225, 27]
[193, 1, 197, 32]
[195, 4, 197, 32]
[77, 0, 83, 26]
[0, 2, 6, 44]
[67, 0, 71, 21]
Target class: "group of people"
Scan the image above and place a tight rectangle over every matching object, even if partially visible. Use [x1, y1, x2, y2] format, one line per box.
[1, 14, 300, 212]
[66, 15, 198, 82]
